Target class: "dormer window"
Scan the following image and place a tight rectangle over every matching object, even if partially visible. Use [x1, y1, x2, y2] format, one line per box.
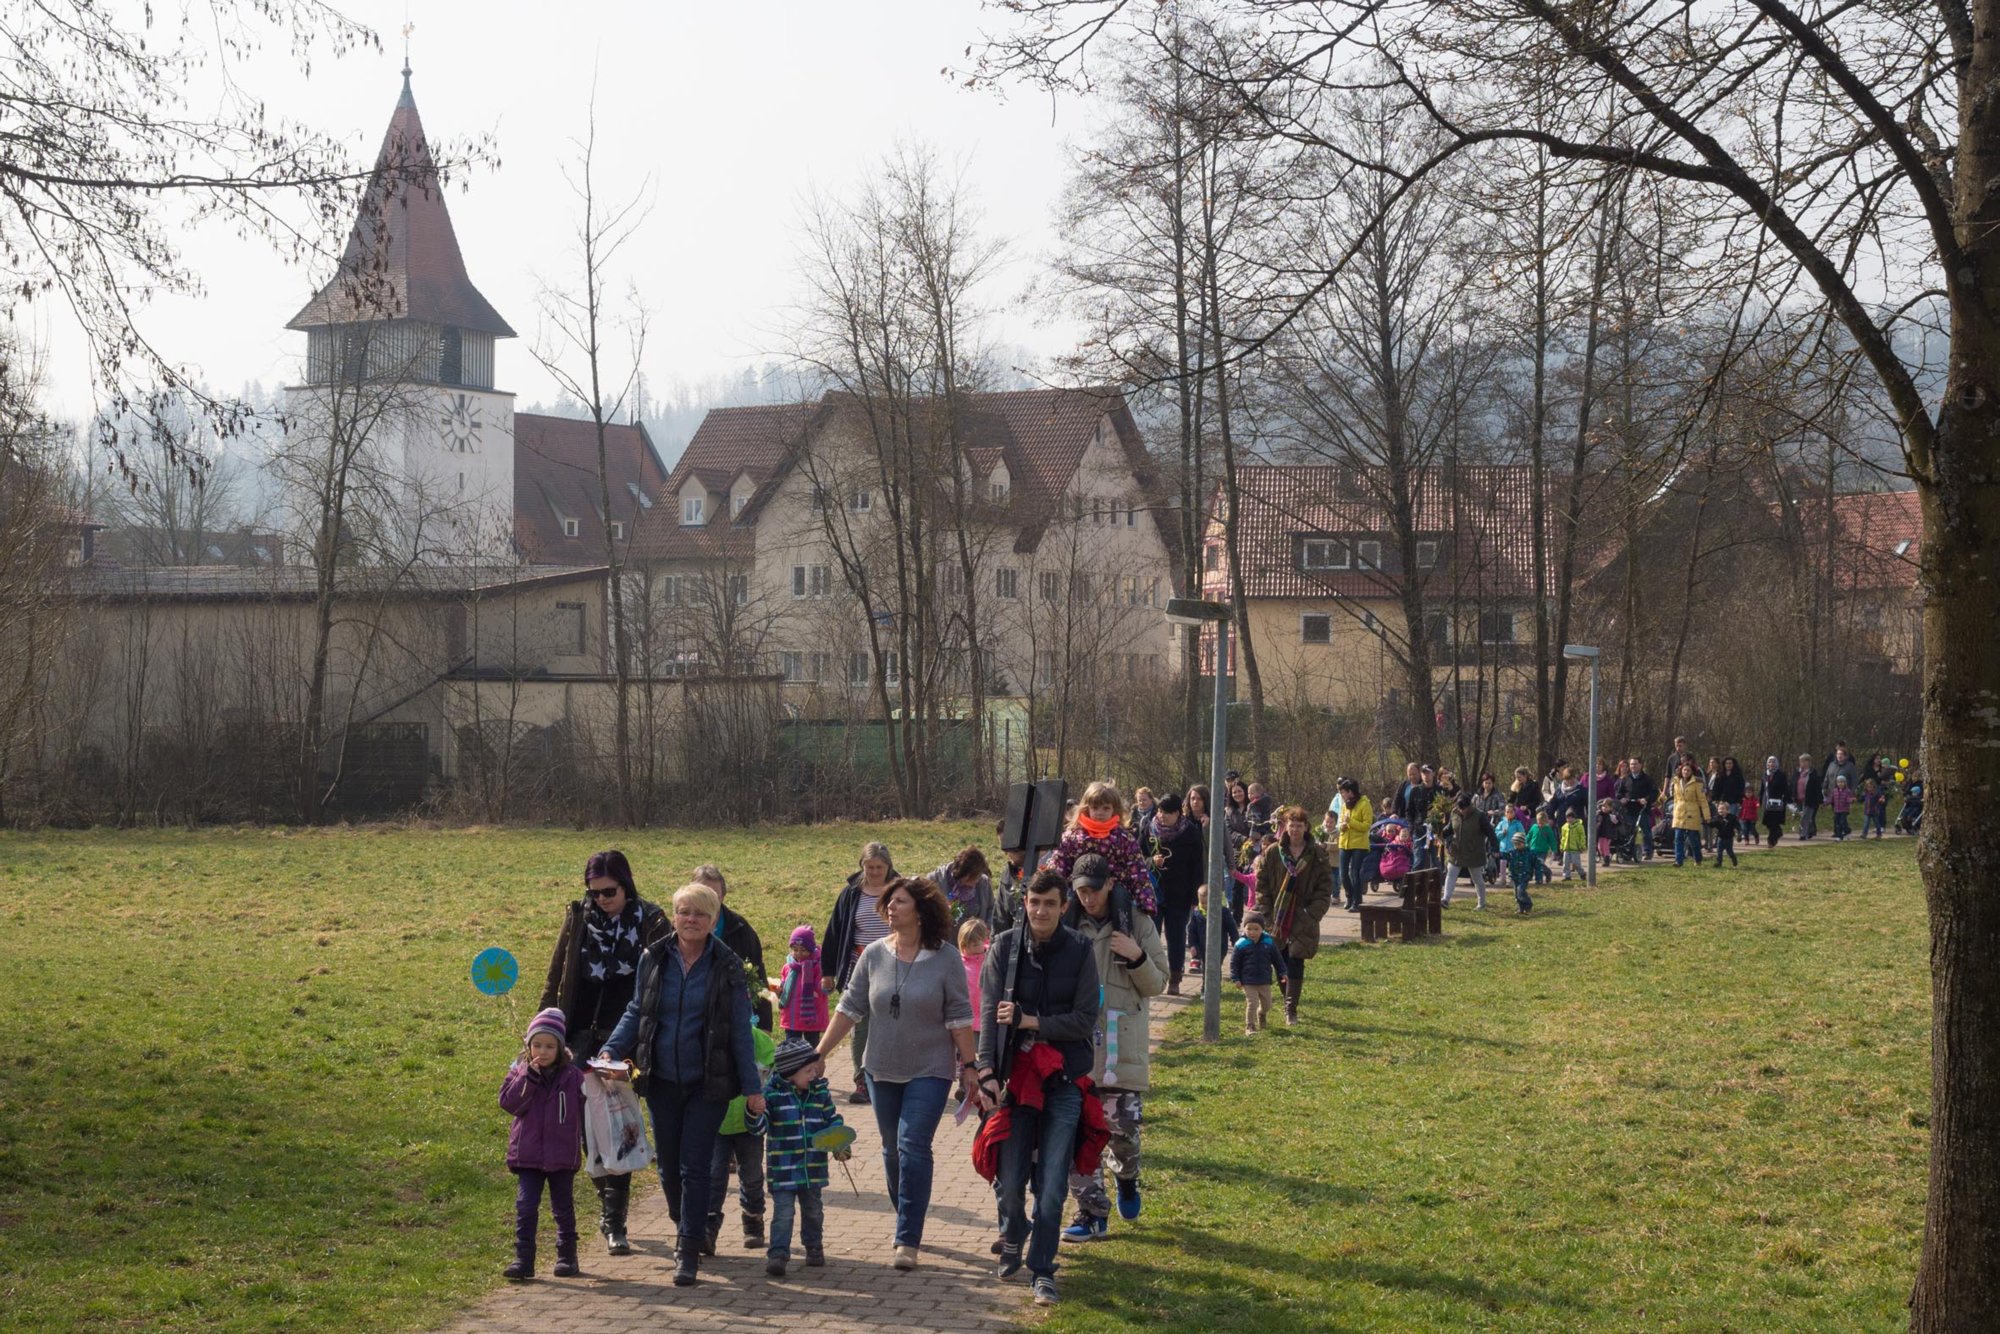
[563, 517, 580, 538]
[1416, 540, 1438, 569]
[1893, 539, 1912, 556]
[1302, 539, 1348, 571]
[1356, 540, 1383, 571]
[733, 492, 749, 516]
[609, 521, 625, 541]
[681, 495, 705, 526]
[990, 481, 1010, 505]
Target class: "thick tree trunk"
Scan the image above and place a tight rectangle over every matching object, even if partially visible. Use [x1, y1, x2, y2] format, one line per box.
[1908, 412, 2000, 1332]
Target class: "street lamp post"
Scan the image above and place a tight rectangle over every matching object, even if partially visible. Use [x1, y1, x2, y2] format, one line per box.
[1564, 644, 1601, 887]
[1166, 596, 1233, 1042]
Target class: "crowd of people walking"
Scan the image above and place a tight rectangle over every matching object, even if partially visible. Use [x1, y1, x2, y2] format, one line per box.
[496, 738, 1919, 1306]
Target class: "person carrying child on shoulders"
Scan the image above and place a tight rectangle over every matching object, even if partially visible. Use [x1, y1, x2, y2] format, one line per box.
[500, 1008, 588, 1281]
[761, 1037, 848, 1276]
[1052, 781, 1160, 918]
[1228, 911, 1289, 1034]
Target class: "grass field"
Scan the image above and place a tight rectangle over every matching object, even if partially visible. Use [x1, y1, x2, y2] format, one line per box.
[0, 821, 984, 1333]
[1045, 839, 1929, 1331]
[0, 828, 1929, 1331]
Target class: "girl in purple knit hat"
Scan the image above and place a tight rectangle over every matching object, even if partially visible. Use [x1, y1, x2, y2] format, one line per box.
[499, 1007, 587, 1280]
[777, 925, 829, 1042]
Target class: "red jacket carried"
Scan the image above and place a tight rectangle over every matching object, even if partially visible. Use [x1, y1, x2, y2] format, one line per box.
[971, 1043, 1109, 1182]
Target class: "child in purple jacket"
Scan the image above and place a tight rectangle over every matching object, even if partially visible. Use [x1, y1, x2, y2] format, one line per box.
[777, 925, 829, 1041]
[500, 1007, 587, 1281]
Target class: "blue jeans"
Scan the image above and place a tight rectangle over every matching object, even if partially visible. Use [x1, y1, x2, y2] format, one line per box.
[866, 1073, 951, 1247]
[643, 1079, 729, 1250]
[1673, 828, 1704, 866]
[1339, 847, 1368, 907]
[998, 1075, 1084, 1279]
[767, 1187, 825, 1261]
[1863, 812, 1885, 837]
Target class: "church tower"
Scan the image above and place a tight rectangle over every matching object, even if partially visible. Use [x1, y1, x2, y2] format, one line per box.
[286, 67, 516, 556]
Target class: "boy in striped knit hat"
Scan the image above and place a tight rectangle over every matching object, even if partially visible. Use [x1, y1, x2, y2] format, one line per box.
[761, 1037, 848, 1276]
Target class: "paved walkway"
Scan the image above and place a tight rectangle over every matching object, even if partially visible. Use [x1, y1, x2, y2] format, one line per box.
[442, 822, 1844, 1332]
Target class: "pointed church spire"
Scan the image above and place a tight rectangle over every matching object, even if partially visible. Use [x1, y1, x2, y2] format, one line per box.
[287, 72, 514, 337]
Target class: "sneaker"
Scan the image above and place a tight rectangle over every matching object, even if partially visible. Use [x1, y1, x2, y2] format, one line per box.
[765, 1257, 787, 1277]
[893, 1244, 920, 1270]
[552, 1256, 579, 1278]
[503, 1258, 530, 1282]
[1033, 1275, 1061, 1306]
[1117, 1178, 1141, 1221]
[997, 1246, 1024, 1279]
[1061, 1214, 1107, 1243]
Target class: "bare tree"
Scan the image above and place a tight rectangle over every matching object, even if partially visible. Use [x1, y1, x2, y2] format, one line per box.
[530, 99, 652, 824]
[986, 3, 2000, 1319]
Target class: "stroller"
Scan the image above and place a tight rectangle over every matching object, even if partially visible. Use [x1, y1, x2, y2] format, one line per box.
[1897, 780, 1924, 835]
[1599, 803, 1641, 865]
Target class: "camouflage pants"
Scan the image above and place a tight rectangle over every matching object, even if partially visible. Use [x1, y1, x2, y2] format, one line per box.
[1068, 1089, 1143, 1219]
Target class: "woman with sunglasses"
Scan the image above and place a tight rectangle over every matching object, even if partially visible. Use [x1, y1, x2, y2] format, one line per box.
[537, 849, 672, 1257]
[815, 875, 977, 1272]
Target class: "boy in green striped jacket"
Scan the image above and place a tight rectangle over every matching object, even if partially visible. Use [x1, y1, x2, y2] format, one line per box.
[762, 1036, 847, 1276]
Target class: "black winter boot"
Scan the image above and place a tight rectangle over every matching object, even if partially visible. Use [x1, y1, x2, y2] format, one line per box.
[743, 1213, 765, 1249]
[598, 1175, 632, 1255]
[673, 1245, 699, 1287]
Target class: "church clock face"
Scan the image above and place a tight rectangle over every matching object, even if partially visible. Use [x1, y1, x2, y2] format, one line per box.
[440, 392, 482, 453]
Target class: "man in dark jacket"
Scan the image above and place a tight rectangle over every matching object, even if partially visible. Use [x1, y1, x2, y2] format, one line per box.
[1794, 754, 1826, 839]
[694, 865, 772, 1032]
[1142, 793, 1206, 994]
[976, 869, 1101, 1308]
[1616, 757, 1660, 859]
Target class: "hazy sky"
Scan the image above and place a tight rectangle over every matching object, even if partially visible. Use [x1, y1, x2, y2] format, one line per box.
[36, 0, 1086, 418]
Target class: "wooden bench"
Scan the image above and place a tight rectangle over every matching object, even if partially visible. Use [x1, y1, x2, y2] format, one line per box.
[1357, 867, 1445, 943]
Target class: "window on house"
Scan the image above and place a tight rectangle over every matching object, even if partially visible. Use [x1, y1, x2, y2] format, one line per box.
[1125, 504, 1136, 527]
[554, 601, 586, 655]
[660, 575, 682, 606]
[1036, 651, 1056, 688]
[1039, 571, 1060, 603]
[810, 651, 829, 682]
[990, 481, 1010, 505]
[1356, 540, 1383, 570]
[1070, 571, 1094, 603]
[1302, 613, 1332, 645]
[1301, 539, 1348, 571]
[1204, 545, 1222, 572]
[849, 651, 871, 687]
[811, 484, 830, 512]
[628, 480, 653, 510]
[1362, 611, 1380, 635]
[733, 492, 749, 516]
[1073, 496, 1085, 522]
[792, 565, 808, 598]
[681, 495, 705, 526]
[1146, 576, 1161, 606]
[1479, 609, 1516, 643]
[939, 563, 965, 599]
[850, 488, 872, 512]
[1427, 612, 1451, 652]
[562, 517, 580, 538]
[1093, 498, 1104, 525]
[1416, 540, 1438, 569]
[727, 574, 748, 605]
[609, 521, 624, 541]
[883, 651, 900, 686]
[995, 567, 1018, 599]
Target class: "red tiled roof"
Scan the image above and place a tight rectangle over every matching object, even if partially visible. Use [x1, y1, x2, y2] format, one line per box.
[1825, 489, 1921, 592]
[288, 77, 514, 337]
[637, 387, 1176, 565]
[513, 413, 669, 561]
[1201, 464, 1565, 601]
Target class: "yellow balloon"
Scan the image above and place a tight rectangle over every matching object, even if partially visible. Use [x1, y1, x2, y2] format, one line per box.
[1900, 757, 1911, 767]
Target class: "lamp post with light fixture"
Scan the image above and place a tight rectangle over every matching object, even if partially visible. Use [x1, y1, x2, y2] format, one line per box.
[1563, 644, 1601, 886]
[1165, 596, 1232, 1041]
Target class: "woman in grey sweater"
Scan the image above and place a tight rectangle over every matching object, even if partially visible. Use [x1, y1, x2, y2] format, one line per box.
[815, 876, 977, 1271]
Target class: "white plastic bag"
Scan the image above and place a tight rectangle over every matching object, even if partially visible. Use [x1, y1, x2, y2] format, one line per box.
[581, 1071, 654, 1178]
